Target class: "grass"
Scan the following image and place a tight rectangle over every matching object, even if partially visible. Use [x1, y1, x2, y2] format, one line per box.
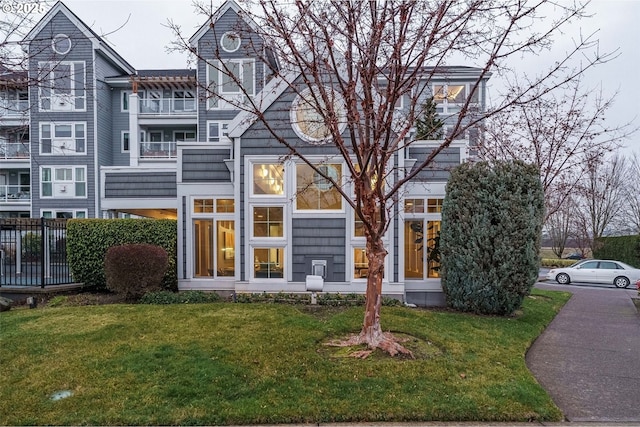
[0, 289, 569, 425]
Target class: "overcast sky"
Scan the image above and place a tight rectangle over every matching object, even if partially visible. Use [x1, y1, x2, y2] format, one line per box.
[29, 0, 640, 152]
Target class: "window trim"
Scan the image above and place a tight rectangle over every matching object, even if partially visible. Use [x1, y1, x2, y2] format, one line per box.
[121, 90, 132, 112]
[51, 34, 71, 55]
[206, 120, 231, 145]
[121, 130, 130, 153]
[294, 162, 344, 213]
[206, 59, 255, 110]
[40, 165, 87, 199]
[41, 209, 87, 219]
[173, 130, 196, 142]
[220, 31, 241, 53]
[38, 61, 86, 112]
[39, 122, 87, 156]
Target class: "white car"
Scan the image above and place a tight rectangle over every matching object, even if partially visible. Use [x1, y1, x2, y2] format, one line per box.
[546, 259, 640, 288]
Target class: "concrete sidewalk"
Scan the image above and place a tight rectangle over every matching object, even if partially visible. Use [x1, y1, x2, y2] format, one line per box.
[527, 283, 640, 423]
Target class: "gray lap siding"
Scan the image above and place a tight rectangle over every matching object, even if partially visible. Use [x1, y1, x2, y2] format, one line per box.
[104, 172, 177, 198]
[182, 149, 230, 182]
[408, 146, 461, 181]
[28, 12, 96, 216]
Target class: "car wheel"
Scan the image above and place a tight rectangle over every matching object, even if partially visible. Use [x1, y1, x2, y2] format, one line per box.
[614, 276, 630, 288]
[556, 273, 570, 285]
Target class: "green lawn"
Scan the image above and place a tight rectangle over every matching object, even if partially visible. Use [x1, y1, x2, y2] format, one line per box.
[0, 289, 569, 425]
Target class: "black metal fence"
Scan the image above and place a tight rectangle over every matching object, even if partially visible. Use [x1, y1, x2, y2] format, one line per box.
[0, 218, 73, 287]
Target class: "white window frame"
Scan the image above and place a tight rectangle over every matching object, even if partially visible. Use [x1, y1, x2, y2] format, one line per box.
[121, 130, 130, 153]
[220, 31, 241, 53]
[190, 195, 236, 280]
[206, 120, 231, 144]
[250, 162, 285, 198]
[121, 90, 132, 112]
[38, 61, 86, 112]
[40, 122, 86, 155]
[173, 130, 196, 142]
[294, 162, 344, 213]
[206, 59, 255, 110]
[41, 209, 87, 219]
[172, 90, 195, 112]
[40, 165, 87, 199]
[402, 195, 443, 281]
[51, 34, 71, 55]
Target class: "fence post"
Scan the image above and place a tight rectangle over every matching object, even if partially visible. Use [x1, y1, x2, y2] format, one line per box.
[40, 217, 45, 288]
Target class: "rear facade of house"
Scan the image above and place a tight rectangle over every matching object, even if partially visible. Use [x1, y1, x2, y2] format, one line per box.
[0, 0, 490, 305]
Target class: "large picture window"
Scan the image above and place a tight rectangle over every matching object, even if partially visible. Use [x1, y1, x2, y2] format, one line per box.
[295, 163, 342, 211]
[40, 122, 86, 155]
[252, 163, 284, 196]
[41, 166, 86, 198]
[38, 61, 86, 111]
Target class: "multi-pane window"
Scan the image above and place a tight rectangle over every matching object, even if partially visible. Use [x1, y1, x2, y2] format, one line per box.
[173, 90, 195, 112]
[206, 59, 255, 109]
[41, 166, 86, 198]
[38, 61, 86, 111]
[404, 220, 441, 279]
[427, 198, 443, 213]
[207, 121, 230, 144]
[296, 163, 342, 211]
[253, 163, 284, 195]
[404, 199, 425, 214]
[353, 247, 368, 279]
[192, 197, 235, 279]
[432, 83, 478, 114]
[254, 247, 284, 278]
[40, 122, 86, 155]
[42, 210, 86, 219]
[253, 207, 283, 237]
[174, 130, 196, 142]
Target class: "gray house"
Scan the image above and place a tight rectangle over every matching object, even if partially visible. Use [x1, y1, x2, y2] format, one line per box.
[0, 0, 490, 305]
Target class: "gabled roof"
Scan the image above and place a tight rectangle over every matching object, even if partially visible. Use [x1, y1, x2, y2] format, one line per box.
[23, 1, 135, 75]
[188, 0, 260, 47]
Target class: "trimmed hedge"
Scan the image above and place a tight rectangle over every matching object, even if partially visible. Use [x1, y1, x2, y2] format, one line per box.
[105, 244, 168, 300]
[67, 219, 177, 290]
[593, 235, 640, 268]
[440, 160, 545, 315]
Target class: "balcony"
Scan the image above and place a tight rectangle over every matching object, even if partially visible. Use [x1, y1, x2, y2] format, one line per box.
[139, 97, 196, 116]
[0, 142, 29, 160]
[140, 142, 177, 160]
[0, 185, 30, 203]
[0, 99, 29, 117]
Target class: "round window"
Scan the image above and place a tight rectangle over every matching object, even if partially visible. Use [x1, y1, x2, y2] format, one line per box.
[220, 32, 241, 52]
[52, 34, 71, 54]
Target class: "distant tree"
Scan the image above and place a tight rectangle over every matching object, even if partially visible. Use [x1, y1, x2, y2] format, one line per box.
[479, 79, 635, 223]
[414, 97, 444, 140]
[623, 152, 640, 234]
[574, 154, 629, 251]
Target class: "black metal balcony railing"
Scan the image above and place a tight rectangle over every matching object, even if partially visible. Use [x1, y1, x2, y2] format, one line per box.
[139, 98, 196, 115]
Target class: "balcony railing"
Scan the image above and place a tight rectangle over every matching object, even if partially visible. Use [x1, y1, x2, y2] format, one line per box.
[0, 142, 29, 160]
[139, 97, 196, 115]
[0, 185, 31, 203]
[140, 142, 177, 159]
[0, 100, 29, 117]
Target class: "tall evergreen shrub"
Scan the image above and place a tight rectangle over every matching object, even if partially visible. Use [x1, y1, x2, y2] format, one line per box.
[440, 160, 544, 315]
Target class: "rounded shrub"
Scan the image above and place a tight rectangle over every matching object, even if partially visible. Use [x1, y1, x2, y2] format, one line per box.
[440, 160, 544, 315]
[105, 244, 168, 300]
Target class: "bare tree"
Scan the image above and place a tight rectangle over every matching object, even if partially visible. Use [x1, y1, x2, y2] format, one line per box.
[623, 152, 640, 234]
[478, 77, 634, 222]
[169, 0, 616, 356]
[574, 154, 629, 252]
[545, 194, 576, 258]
